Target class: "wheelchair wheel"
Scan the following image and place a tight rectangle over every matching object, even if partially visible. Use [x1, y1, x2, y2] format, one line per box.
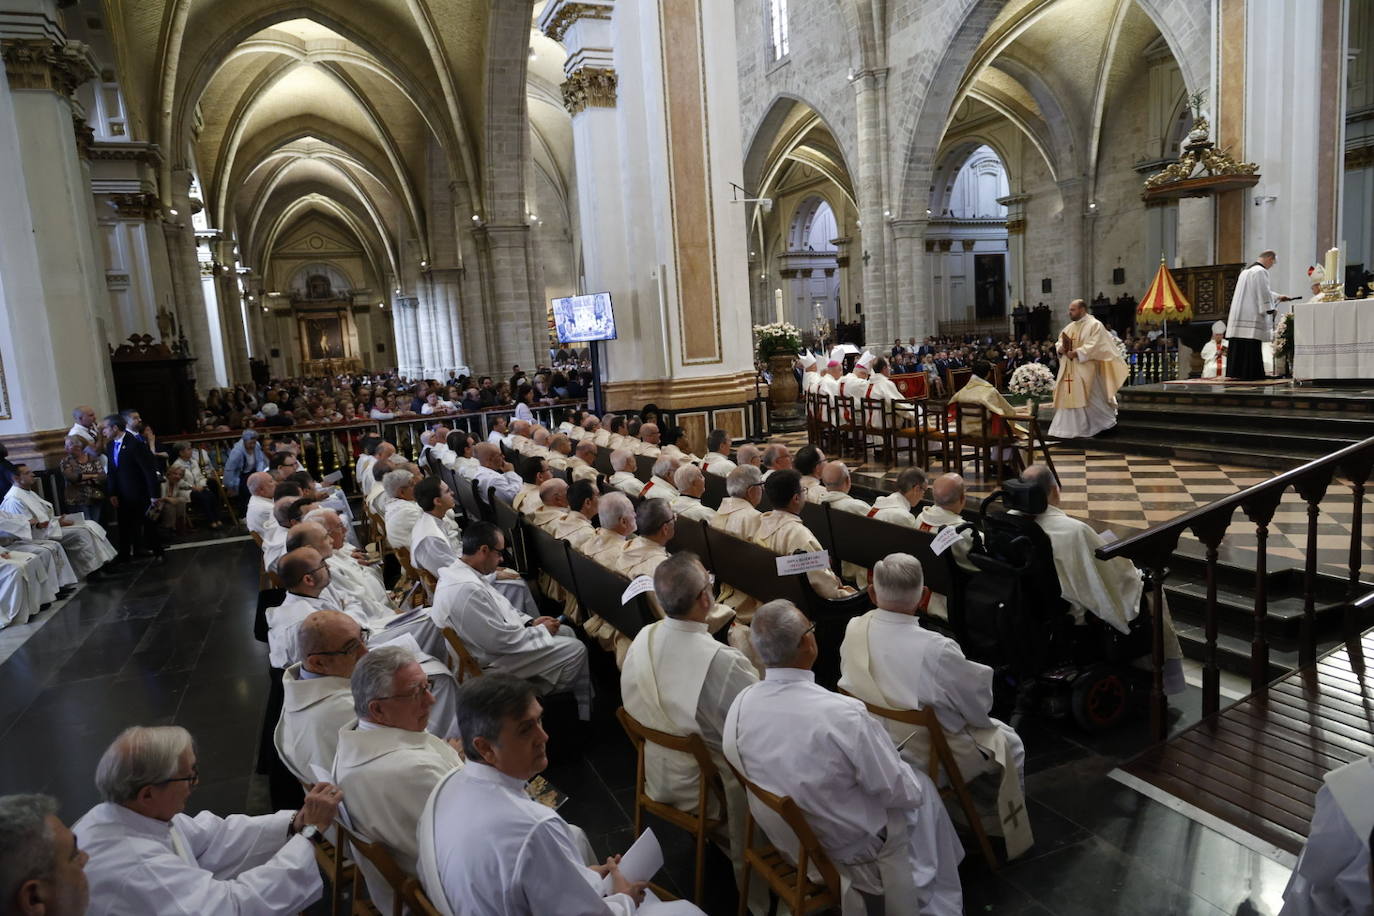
[1071, 665, 1130, 732]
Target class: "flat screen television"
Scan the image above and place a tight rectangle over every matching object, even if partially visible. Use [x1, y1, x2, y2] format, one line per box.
[551, 292, 617, 343]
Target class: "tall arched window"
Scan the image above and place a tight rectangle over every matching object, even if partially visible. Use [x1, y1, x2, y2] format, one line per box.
[768, 0, 789, 61]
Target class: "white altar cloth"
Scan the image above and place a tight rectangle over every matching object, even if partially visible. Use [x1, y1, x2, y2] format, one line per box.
[1293, 299, 1374, 380]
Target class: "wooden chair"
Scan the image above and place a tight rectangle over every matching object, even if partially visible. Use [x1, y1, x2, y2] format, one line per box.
[440, 625, 485, 683]
[888, 397, 927, 469]
[832, 393, 864, 461]
[207, 466, 238, 525]
[250, 531, 271, 591]
[919, 398, 955, 473]
[566, 549, 656, 640]
[453, 470, 483, 523]
[726, 762, 843, 916]
[491, 496, 529, 575]
[860, 395, 892, 467]
[839, 693, 999, 870]
[616, 708, 728, 905]
[335, 820, 410, 916]
[393, 546, 426, 606]
[1018, 401, 1058, 481]
[944, 366, 973, 395]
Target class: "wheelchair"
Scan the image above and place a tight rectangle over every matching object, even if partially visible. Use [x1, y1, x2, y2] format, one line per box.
[955, 479, 1155, 732]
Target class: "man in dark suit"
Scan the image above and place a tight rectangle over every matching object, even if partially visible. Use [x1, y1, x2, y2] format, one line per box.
[100, 413, 163, 561]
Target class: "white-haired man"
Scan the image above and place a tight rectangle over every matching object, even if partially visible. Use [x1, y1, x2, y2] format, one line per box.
[638, 456, 680, 501]
[567, 440, 600, 484]
[382, 468, 423, 550]
[306, 507, 389, 611]
[333, 645, 464, 910]
[634, 423, 663, 458]
[723, 600, 963, 914]
[1, 464, 116, 578]
[670, 465, 715, 522]
[620, 553, 759, 905]
[244, 471, 279, 538]
[839, 553, 1030, 858]
[579, 490, 635, 567]
[759, 443, 791, 480]
[735, 443, 762, 469]
[607, 448, 641, 497]
[701, 429, 737, 477]
[432, 522, 592, 720]
[1018, 465, 1185, 693]
[75, 725, 342, 914]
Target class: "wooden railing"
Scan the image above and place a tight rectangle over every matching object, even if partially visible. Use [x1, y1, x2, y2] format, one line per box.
[1096, 435, 1374, 741]
[177, 421, 379, 493]
[1122, 350, 1178, 386]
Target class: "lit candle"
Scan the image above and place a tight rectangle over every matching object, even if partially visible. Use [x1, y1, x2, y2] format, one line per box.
[774, 289, 784, 325]
[1325, 247, 1339, 284]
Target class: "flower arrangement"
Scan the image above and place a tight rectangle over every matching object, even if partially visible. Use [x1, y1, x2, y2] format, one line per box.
[1275, 312, 1294, 362]
[1008, 362, 1055, 399]
[753, 322, 802, 361]
[1112, 334, 1130, 364]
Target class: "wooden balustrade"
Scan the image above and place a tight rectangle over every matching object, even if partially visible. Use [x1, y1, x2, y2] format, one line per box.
[1122, 350, 1178, 386]
[1097, 435, 1374, 741]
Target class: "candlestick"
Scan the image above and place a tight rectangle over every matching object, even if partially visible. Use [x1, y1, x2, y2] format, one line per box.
[1325, 247, 1339, 284]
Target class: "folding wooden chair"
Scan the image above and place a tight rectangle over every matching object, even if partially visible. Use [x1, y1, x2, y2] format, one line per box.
[334, 819, 409, 916]
[294, 782, 352, 916]
[920, 398, 955, 473]
[888, 397, 927, 469]
[616, 708, 728, 905]
[392, 546, 426, 607]
[726, 762, 843, 916]
[440, 625, 485, 683]
[839, 693, 999, 870]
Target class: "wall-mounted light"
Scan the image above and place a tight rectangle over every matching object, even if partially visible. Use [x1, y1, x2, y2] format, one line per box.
[883, 209, 891, 218]
[1088, 201, 1098, 210]
[925, 208, 932, 216]
[168, 208, 179, 216]
[471, 214, 481, 223]
[420, 259, 428, 268]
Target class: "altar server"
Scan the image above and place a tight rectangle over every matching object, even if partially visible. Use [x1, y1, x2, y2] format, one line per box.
[418, 675, 705, 915]
[723, 600, 964, 915]
[839, 553, 1030, 858]
[0, 463, 116, 577]
[431, 522, 592, 719]
[1226, 250, 1289, 381]
[75, 725, 340, 915]
[333, 645, 464, 910]
[1048, 299, 1129, 438]
[1280, 755, 1374, 916]
[620, 553, 758, 899]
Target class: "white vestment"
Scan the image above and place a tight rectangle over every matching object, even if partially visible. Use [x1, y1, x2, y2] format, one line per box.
[384, 498, 424, 550]
[74, 802, 320, 915]
[668, 494, 715, 523]
[418, 763, 704, 916]
[325, 552, 393, 620]
[432, 561, 592, 718]
[411, 510, 460, 576]
[608, 470, 642, 497]
[723, 669, 964, 915]
[838, 610, 1030, 858]
[273, 665, 355, 783]
[637, 476, 679, 500]
[0, 551, 43, 628]
[265, 591, 448, 673]
[355, 454, 376, 490]
[262, 525, 287, 573]
[1200, 339, 1227, 379]
[870, 493, 917, 529]
[1226, 262, 1278, 342]
[473, 466, 522, 504]
[246, 495, 276, 539]
[0, 513, 74, 592]
[702, 453, 737, 477]
[1048, 315, 1128, 439]
[0, 486, 116, 576]
[1281, 756, 1374, 916]
[333, 721, 463, 910]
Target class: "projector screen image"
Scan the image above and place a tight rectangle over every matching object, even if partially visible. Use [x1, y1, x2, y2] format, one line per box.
[551, 292, 617, 343]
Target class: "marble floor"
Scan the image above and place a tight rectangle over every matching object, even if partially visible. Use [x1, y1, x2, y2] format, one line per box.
[0, 537, 1295, 915]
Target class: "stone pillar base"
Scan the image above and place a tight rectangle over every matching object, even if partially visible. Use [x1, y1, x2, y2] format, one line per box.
[602, 371, 760, 452]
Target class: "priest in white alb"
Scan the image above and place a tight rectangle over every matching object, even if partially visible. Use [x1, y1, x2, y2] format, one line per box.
[1, 463, 116, 577]
[723, 599, 964, 915]
[839, 553, 1031, 858]
[418, 674, 705, 915]
[431, 521, 592, 720]
[1280, 754, 1374, 916]
[1225, 250, 1292, 381]
[620, 553, 760, 908]
[274, 610, 367, 783]
[1048, 298, 1129, 439]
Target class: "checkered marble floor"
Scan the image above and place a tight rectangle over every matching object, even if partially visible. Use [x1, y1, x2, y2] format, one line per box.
[771, 431, 1374, 579]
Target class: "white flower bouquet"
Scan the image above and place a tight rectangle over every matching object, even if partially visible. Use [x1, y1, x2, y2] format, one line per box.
[1008, 362, 1055, 399]
[753, 322, 803, 361]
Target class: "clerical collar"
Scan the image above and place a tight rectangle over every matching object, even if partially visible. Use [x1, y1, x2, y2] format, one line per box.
[467, 760, 532, 793]
[763, 667, 815, 684]
[299, 667, 328, 679]
[663, 617, 708, 634]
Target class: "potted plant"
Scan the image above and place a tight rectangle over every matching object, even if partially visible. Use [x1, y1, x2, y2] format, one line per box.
[754, 321, 803, 417]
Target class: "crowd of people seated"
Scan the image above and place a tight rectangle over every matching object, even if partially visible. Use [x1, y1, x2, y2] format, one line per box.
[0, 388, 1356, 915]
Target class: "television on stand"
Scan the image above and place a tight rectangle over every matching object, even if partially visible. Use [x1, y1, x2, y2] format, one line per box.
[550, 293, 616, 416]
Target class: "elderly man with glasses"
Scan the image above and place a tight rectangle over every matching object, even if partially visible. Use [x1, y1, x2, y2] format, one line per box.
[332, 645, 465, 912]
[74, 725, 343, 914]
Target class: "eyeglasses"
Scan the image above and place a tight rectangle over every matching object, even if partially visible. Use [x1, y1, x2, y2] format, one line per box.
[798, 624, 816, 645]
[156, 764, 199, 788]
[374, 679, 433, 703]
[310, 631, 369, 657]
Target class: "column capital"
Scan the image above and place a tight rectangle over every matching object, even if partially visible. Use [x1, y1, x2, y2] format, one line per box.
[561, 66, 617, 115]
[889, 218, 927, 239]
[0, 37, 95, 95]
[109, 192, 162, 220]
[538, 1, 614, 43]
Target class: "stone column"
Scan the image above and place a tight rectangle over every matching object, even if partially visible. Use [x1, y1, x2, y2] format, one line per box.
[212, 248, 251, 382]
[429, 268, 464, 372]
[0, 22, 114, 453]
[540, 0, 755, 438]
[1056, 177, 1090, 300]
[890, 219, 927, 341]
[853, 68, 890, 346]
[414, 283, 439, 378]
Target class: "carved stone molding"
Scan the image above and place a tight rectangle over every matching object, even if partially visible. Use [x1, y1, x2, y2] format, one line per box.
[89, 141, 164, 166]
[937, 239, 953, 252]
[542, 2, 613, 43]
[1005, 218, 1026, 235]
[1346, 145, 1374, 170]
[961, 239, 976, 251]
[109, 192, 161, 220]
[561, 67, 617, 115]
[0, 38, 96, 95]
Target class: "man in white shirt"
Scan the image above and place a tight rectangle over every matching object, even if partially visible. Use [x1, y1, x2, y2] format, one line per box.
[0, 793, 90, 915]
[381, 468, 423, 550]
[839, 553, 1030, 858]
[274, 609, 368, 782]
[472, 442, 522, 504]
[869, 467, 926, 528]
[669, 465, 715, 522]
[635, 423, 664, 458]
[637, 456, 680, 501]
[701, 429, 737, 477]
[620, 553, 759, 905]
[333, 645, 464, 910]
[432, 522, 592, 719]
[75, 724, 341, 915]
[420, 674, 704, 915]
[306, 508, 389, 610]
[1280, 755, 1374, 916]
[1, 463, 116, 577]
[1018, 466, 1185, 693]
[735, 444, 762, 469]
[487, 416, 512, 447]
[244, 472, 279, 538]
[915, 473, 977, 571]
[607, 448, 641, 496]
[723, 600, 964, 915]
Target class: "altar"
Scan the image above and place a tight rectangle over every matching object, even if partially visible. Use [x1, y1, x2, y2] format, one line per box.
[1293, 299, 1374, 380]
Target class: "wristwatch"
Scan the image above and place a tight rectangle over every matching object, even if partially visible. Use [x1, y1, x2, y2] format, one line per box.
[298, 824, 323, 843]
